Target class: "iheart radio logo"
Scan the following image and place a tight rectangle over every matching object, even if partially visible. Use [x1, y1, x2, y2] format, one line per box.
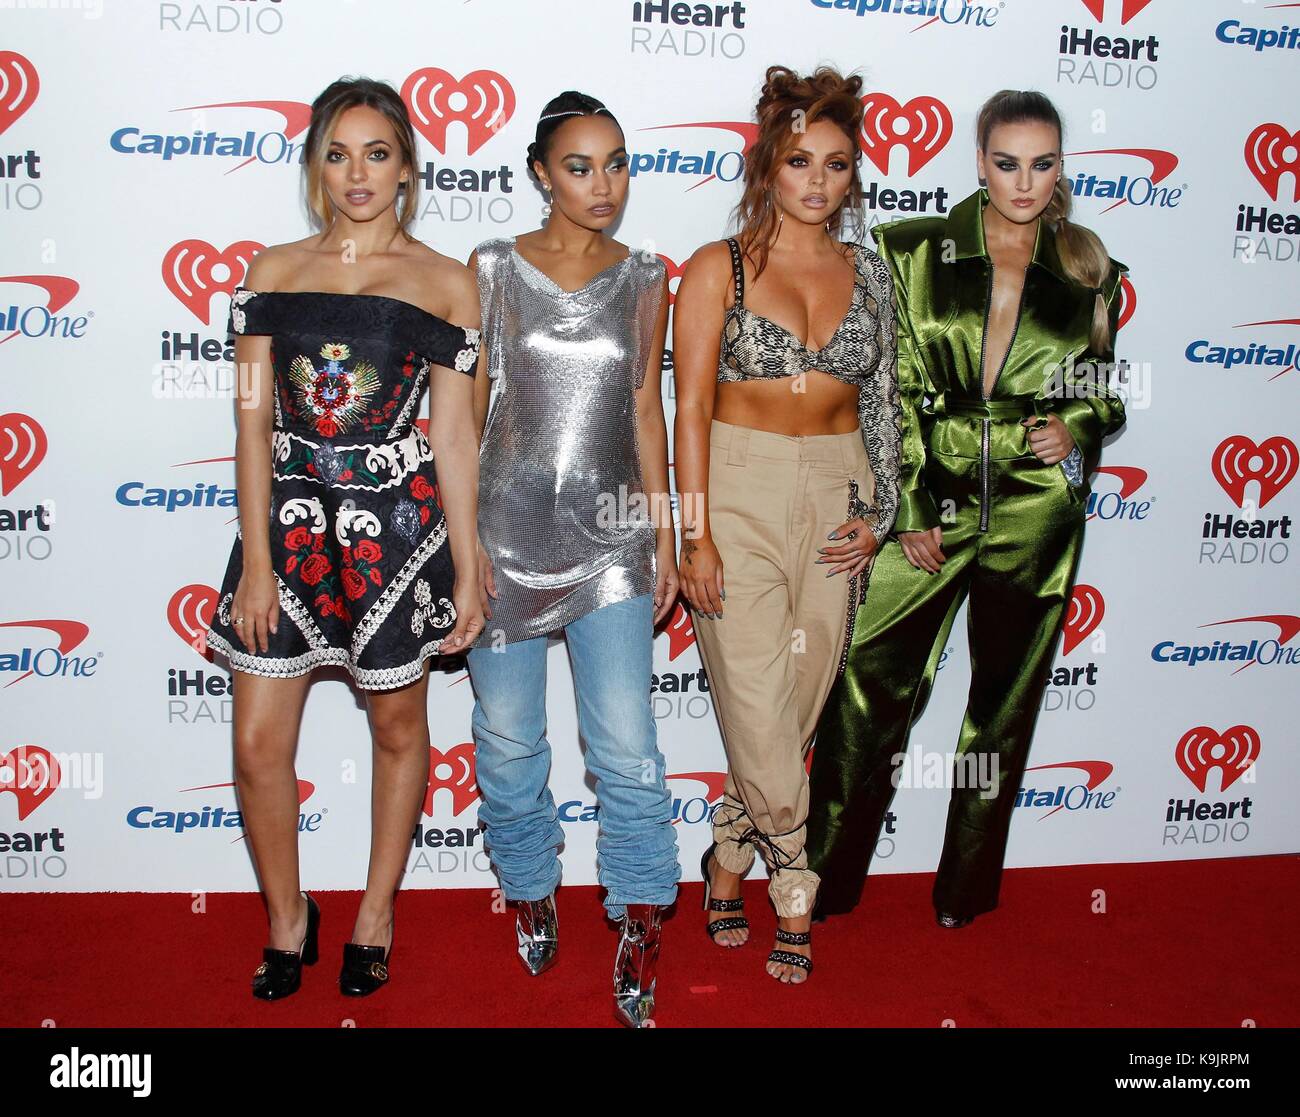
[0, 745, 61, 820]
[1211, 435, 1298, 509]
[162, 240, 262, 324]
[168, 584, 218, 661]
[859, 93, 952, 177]
[1118, 275, 1137, 331]
[1175, 725, 1259, 793]
[0, 275, 80, 346]
[402, 69, 514, 156]
[0, 413, 47, 495]
[1244, 124, 1300, 204]
[661, 600, 696, 661]
[423, 742, 479, 817]
[1063, 584, 1104, 656]
[0, 51, 39, 136]
[1078, 0, 1155, 23]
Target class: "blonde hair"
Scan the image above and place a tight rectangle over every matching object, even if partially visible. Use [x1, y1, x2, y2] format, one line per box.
[302, 77, 419, 236]
[976, 89, 1116, 354]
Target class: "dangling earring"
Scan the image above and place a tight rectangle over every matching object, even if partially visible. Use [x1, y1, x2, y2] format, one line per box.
[541, 185, 552, 220]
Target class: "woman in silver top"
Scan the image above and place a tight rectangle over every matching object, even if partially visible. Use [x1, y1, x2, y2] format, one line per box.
[466, 91, 681, 1028]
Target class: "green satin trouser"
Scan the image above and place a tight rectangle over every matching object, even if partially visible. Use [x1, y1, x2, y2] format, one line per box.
[806, 416, 1087, 918]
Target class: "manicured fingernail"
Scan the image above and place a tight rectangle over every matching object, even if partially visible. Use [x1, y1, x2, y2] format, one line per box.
[827, 531, 839, 540]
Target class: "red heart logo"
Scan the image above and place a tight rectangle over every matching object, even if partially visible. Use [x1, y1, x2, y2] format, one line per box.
[402, 68, 515, 156]
[859, 93, 953, 177]
[0, 52, 39, 136]
[657, 254, 685, 307]
[1117, 276, 1137, 331]
[167, 584, 218, 661]
[0, 412, 47, 495]
[1244, 124, 1300, 204]
[1079, 0, 1155, 23]
[1211, 435, 1298, 509]
[1175, 725, 1259, 793]
[423, 742, 479, 817]
[661, 599, 696, 661]
[1062, 583, 1104, 656]
[0, 746, 61, 820]
[162, 240, 263, 324]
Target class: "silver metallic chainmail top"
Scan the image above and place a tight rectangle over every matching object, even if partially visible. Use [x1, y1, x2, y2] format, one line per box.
[473, 237, 664, 645]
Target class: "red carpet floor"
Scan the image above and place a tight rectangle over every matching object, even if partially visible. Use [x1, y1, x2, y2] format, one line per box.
[3, 854, 1296, 1028]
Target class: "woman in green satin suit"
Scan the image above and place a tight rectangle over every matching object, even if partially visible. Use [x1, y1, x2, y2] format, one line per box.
[806, 90, 1128, 926]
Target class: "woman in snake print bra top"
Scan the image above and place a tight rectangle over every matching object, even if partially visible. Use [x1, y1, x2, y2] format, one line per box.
[673, 64, 902, 986]
[717, 235, 902, 542]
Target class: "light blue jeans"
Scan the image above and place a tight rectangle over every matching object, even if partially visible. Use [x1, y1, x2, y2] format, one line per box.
[466, 593, 680, 918]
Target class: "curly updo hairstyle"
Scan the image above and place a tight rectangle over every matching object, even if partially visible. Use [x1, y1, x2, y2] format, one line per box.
[526, 91, 622, 183]
[734, 65, 866, 278]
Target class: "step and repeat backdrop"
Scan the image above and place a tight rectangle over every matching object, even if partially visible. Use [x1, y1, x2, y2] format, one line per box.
[2, 0, 1297, 893]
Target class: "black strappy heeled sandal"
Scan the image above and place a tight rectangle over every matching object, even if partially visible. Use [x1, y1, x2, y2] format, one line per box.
[701, 843, 749, 946]
[768, 927, 813, 981]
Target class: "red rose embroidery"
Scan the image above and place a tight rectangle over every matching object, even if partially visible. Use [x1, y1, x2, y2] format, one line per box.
[311, 534, 325, 552]
[341, 547, 353, 567]
[317, 416, 339, 438]
[300, 553, 332, 586]
[315, 592, 335, 618]
[334, 595, 349, 620]
[285, 526, 311, 551]
[339, 468, 353, 481]
[369, 567, 383, 587]
[410, 475, 435, 501]
[342, 568, 367, 600]
[285, 555, 298, 573]
[419, 506, 430, 524]
[354, 540, 383, 563]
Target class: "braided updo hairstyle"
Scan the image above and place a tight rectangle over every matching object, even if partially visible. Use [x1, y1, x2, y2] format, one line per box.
[734, 65, 867, 279]
[526, 91, 622, 182]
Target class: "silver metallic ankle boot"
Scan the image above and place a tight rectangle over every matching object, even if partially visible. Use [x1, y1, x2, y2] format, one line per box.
[515, 894, 558, 976]
[612, 903, 662, 1028]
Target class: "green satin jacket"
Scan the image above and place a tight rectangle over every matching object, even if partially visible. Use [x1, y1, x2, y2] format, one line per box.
[872, 188, 1127, 535]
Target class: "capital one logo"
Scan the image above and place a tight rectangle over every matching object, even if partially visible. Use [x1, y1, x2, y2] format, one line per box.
[163, 240, 262, 324]
[1175, 725, 1258, 793]
[0, 412, 47, 495]
[1244, 123, 1300, 204]
[1211, 435, 1298, 508]
[859, 93, 952, 177]
[168, 584, 218, 661]
[0, 275, 81, 347]
[0, 51, 38, 135]
[423, 742, 479, 817]
[402, 68, 514, 155]
[1078, 0, 1156, 23]
[1062, 584, 1103, 655]
[0, 745, 60, 820]
[661, 599, 696, 660]
[0, 619, 92, 687]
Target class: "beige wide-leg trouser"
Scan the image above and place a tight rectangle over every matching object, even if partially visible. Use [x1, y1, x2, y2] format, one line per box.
[693, 419, 875, 918]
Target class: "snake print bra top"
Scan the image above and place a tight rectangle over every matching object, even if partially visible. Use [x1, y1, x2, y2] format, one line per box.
[718, 237, 895, 386]
[714, 237, 904, 543]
